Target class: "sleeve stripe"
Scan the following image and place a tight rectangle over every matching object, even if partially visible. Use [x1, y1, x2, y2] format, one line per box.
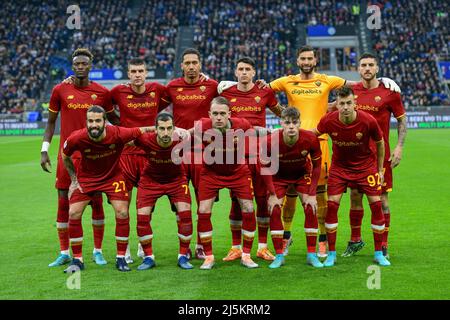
[48, 107, 59, 113]
[161, 97, 170, 103]
[311, 156, 321, 161]
[375, 139, 383, 143]
[106, 109, 115, 113]
[396, 113, 406, 119]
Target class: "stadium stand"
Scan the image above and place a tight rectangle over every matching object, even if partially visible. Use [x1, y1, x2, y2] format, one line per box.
[369, 0, 450, 107]
[1, 0, 448, 114]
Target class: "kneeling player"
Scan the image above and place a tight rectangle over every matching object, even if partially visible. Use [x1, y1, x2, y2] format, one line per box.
[313, 86, 390, 267]
[62, 106, 152, 272]
[133, 113, 194, 270]
[261, 107, 323, 268]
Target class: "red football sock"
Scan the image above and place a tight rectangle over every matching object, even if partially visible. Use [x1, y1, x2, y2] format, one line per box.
[229, 199, 242, 246]
[242, 210, 256, 254]
[256, 196, 269, 245]
[269, 205, 284, 254]
[177, 210, 193, 255]
[69, 218, 83, 259]
[325, 200, 339, 252]
[350, 209, 364, 242]
[383, 211, 390, 246]
[90, 195, 105, 250]
[304, 204, 319, 253]
[197, 212, 213, 255]
[369, 201, 385, 251]
[137, 214, 153, 257]
[115, 216, 130, 256]
[57, 195, 70, 252]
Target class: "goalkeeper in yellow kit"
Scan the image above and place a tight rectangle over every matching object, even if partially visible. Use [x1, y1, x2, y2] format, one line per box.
[269, 46, 400, 258]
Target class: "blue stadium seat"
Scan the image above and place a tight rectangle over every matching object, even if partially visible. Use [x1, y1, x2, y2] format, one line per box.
[28, 112, 41, 122]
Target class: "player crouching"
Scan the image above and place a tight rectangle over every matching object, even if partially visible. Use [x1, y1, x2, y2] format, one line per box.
[61, 106, 153, 272]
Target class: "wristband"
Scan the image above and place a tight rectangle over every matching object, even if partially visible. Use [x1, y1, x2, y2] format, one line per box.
[41, 141, 50, 152]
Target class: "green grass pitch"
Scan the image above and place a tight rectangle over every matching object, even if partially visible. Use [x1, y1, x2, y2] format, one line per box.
[1, 129, 449, 300]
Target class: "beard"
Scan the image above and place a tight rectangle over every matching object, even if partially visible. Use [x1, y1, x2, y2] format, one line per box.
[299, 65, 314, 74]
[88, 125, 105, 139]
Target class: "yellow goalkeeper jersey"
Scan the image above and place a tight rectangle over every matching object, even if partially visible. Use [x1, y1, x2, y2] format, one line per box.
[270, 73, 346, 133]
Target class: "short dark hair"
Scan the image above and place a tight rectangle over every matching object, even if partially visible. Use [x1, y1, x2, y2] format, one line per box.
[72, 48, 93, 61]
[359, 52, 379, 64]
[335, 86, 354, 99]
[182, 48, 201, 61]
[281, 107, 300, 119]
[155, 112, 174, 127]
[297, 45, 316, 58]
[87, 105, 106, 120]
[211, 96, 229, 108]
[236, 57, 256, 70]
[128, 58, 146, 69]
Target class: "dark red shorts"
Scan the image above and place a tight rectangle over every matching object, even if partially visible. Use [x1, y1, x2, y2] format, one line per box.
[328, 166, 381, 197]
[69, 176, 130, 204]
[198, 167, 253, 201]
[55, 156, 80, 190]
[137, 178, 191, 208]
[273, 175, 312, 199]
[348, 160, 393, 194]
[119, 153, 148, 190]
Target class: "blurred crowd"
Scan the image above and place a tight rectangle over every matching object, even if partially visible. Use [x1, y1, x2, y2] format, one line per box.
[370, 0, 449, 107]
[0, 2, 68, 114]
[1, 0, 448, 114]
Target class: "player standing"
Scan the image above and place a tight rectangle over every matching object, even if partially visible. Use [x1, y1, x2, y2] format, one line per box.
[220, 57, 283, 262]
[165, 48, 219, 259]
[268, 45, 400, 258]
[110, 58, 170, 262]
[313, 86, 390, 267]
[341, 53, 407, 258]
[61, 106, 152, 272]
[41, 48, 118, 267]
[132, 113, 194, 270]
[260, 107, 323, 268]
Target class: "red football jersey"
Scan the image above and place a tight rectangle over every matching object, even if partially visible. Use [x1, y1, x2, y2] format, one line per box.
[166, 78, 218, 129]
[352, 82, 405, 160]
[49, 82, 113, 158]
[111, 82, 170, 154]
[263, 129, 321, 180]
[220, 84, 278, 127]
[134, 132, 186, 184]
[196, 117, 253, 176]
[316, 110, 383, 172]
[62, 125, 142, 192]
